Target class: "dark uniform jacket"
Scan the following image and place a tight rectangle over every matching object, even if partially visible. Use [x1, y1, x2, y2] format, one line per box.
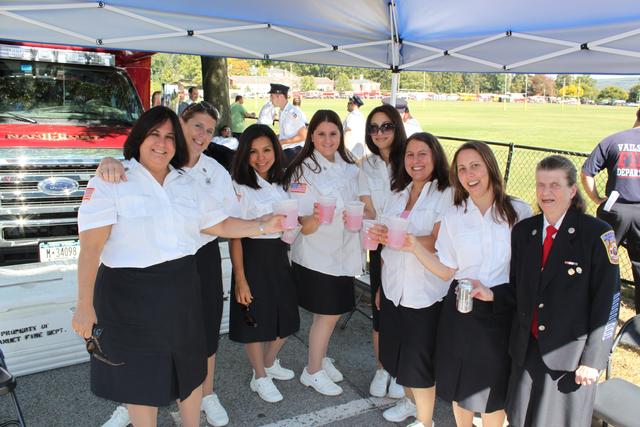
[494, 208, 620, 372]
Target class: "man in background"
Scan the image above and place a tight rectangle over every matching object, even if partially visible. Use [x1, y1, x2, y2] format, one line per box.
[581, 108, 640, 313]
[343, 95, 366, 160]
[382, 97, 422, 137]
[230, 95, 256, 139]
[269, 83, 307, 164]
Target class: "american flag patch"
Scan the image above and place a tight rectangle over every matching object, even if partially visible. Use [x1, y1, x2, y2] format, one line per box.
[290, 182, 307, 193]
[82, 187, 95, 201]
[602, 292, 620, 341]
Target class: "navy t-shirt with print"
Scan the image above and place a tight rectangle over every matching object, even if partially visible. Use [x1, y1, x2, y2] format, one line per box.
[582, 128, 640, 203]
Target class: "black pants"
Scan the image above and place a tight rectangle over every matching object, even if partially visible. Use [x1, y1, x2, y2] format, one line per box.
[598, 202, 640, 313]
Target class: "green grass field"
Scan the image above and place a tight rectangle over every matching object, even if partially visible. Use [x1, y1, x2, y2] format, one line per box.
[243, 98, 637, 153]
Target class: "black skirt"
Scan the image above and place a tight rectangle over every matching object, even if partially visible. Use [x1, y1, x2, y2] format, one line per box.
[379, 288, 441, 388]
[506, 336, 596, 427]
[435, 280, 512, 413]
[195, 239, 224, 357]
[229, 238, 300, 343]
[91, 256, 207, 406]
[293, 263, 355, 315]
[369, 246, 382, 332]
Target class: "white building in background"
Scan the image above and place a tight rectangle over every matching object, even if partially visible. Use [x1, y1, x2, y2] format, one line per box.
[350, 75, 381, 93]
[314, 77, 334, 91]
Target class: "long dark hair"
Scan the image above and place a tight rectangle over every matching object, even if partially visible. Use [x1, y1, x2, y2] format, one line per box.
[123, 106, 188, 169]
[283, 110, 355, 189]
[365, 105, 406, 189]
[536, 155, 586, 213]
[450, 141, 517, 226]
[392, 132, 450, 192]
[231, 124, 285, 189]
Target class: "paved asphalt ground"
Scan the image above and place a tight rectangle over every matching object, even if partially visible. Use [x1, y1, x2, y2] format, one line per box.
[0, 300, 604, 427]
[0, 297, 465, 427]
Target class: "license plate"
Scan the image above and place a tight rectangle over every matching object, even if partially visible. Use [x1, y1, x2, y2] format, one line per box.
[39, 240, 80, 262]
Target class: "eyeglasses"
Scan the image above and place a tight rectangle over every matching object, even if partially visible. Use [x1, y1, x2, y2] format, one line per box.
[85, 325, 126, 367]
[183, 101, 220, 121]
[241, 304, 258, 328]
[367, 122, 395, 136]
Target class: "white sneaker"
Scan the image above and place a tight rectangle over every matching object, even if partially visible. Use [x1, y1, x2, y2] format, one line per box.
[201, 393, 229, 426]
[322, 357, 344, 383]
[388, 376, 405, 398]
[102, 406, 129, 427]
[407, 422, 434, 427]
[382, 397, 416, 423]
[369, 368, 391, 397]
[250, 375, 283, 403]
[265, 359, 295, 380]
[300, 367, 343, 396]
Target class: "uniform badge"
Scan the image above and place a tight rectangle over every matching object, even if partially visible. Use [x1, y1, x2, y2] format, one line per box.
[290, 182, 307, 193]
[576, 267, 582, 274]
[600, 230, 619, 264]
[531, 229, 537, 236]
[82, 187, 95, 201]
[568, 268, 575, 276]
[292, 113, 297, 119]
[568, 227, 575, 234]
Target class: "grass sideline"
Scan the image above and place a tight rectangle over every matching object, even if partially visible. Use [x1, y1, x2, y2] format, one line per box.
[243, 98, 636, 153]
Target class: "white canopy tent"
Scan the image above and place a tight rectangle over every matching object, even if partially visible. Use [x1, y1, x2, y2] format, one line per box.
[1, 0, 640, 100]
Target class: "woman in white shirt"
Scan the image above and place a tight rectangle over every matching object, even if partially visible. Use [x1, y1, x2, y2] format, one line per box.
[72, 107, 283, 427]
[359, 104, 407, 400]
[400, 141, 532, 427]
[229, 124, 300, 403]
[371, 133, 454, 427]
[283, 110, 361, 397]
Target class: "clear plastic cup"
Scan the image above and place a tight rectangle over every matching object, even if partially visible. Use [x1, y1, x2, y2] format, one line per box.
[345, 201, 365, 231]
[361, 219, 378, 251]
[318, 195, 337, 224]
[387, 217, 409, 249]
[281, 224, 302, 244]
[273, 199, 299, 230]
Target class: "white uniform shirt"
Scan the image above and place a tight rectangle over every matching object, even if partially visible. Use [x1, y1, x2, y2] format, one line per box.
[435, 198, 532, 288]
[78, 159, 224, 268]
[233, 174, 289, 239]
[186, 154, 241, 247]
[279, 102, 307, 149]
[211, 136, 239, 150]
[343, 109, 366, 159]
[381, 181, 453, 308]
[257, 101, 276, 125]
[358, 154, 393, 220]
[404, 118, 422, 137]
[288, 151, 363, 277]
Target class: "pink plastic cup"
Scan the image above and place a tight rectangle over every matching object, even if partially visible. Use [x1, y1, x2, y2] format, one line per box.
[386, 217, 409, 250]
[361, 219, 378, 251]
[274, 199, 299, 230]
[345, 201, 365, 232]
[281, 224, 302, 244]
[318, 195, 337, 225]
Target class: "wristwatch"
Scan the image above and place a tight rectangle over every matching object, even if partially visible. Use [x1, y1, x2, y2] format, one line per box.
[258, 221, 266, 235]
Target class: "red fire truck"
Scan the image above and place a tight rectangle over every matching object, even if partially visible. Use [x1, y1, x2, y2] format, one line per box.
[0, 41, 151, 375]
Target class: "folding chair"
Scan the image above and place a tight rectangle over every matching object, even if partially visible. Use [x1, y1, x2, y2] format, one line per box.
[592, 314, 640, 427]
[0, 347, 27, 427]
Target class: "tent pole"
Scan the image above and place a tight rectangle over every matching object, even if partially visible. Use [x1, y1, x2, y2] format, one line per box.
[391, 72, 399, 104]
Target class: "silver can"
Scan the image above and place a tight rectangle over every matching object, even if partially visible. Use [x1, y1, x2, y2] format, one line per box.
[456, 279, 473, 313]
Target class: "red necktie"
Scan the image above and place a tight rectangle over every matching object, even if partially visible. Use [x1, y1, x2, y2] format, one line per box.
[532, 224, 557, 338]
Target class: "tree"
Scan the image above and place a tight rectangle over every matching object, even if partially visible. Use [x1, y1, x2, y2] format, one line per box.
[201, 57, 231, 129]
[558, 84, 584, 97]
[628, 84, 640, 102]
[300, 75, 316, 92]
[529, 75, 556, 96]
[597, 86, 628, 101]
[335, 73, 351, 92]
[227, 58, 250, 75]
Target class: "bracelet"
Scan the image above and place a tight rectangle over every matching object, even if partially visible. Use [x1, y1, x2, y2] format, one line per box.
[258, 221, 266, 235]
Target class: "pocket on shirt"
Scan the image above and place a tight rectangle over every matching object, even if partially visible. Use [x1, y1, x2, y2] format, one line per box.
[456, 231, 483, 265]
[173, 195, 200, 219]
[118, 195, 147, 218]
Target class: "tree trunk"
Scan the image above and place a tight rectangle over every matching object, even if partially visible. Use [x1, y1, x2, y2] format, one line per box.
[201, 56, 230, 129]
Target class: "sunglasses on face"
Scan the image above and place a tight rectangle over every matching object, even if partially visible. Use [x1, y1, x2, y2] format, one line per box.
[85, 325, 126, 367]
[367, 122, 395, 136]
[183, 101, 220, 121]
[241, 304, 258, 328]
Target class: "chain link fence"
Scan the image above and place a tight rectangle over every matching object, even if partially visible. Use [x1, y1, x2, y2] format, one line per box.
[436, 135, 634, 285]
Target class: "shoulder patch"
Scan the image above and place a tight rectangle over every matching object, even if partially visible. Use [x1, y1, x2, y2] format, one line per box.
[290, 182, 307, 193]
[82, 187, 95, 201]
[600, 230, 619, 264]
